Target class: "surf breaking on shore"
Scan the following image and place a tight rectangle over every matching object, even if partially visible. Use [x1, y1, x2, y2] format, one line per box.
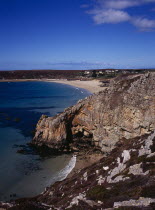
[58, 155, 77, 181]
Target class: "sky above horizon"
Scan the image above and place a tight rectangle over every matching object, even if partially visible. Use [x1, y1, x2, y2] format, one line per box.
[0, 0, 155, 70]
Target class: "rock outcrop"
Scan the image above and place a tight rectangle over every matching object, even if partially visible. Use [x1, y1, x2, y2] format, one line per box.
[1, 73, 155, 209]
[2, 128, 155, 209]
[33, 73, 155, 153]
[33, 130, 155, 209]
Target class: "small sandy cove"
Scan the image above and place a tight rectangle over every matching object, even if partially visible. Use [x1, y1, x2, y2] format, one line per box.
[46, 79, 106, 176]
[47, 79, 106, 94]
[67, 152, 103, 178]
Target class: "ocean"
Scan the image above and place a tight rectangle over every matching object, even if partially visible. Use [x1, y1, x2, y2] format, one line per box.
[0, 81, 90, 201]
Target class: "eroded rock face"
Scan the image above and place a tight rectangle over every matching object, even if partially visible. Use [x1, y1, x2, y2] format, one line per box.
[33, 73, 155, 153]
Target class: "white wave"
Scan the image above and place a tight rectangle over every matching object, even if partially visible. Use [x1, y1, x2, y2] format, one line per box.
[57, 155, 76, 181]
[45, 155, 76, 189]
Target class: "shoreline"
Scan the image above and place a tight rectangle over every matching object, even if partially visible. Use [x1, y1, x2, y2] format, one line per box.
[0, 79, 107, 94]
[46, 79, 107, 94]
[43, 79, 106, 177]
[0, 78, 105, 195]
[67, 152, 103, 178]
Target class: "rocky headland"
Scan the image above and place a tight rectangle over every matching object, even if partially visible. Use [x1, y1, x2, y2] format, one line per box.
[33, 73, 155, 154]
[1, 73, 155, 209]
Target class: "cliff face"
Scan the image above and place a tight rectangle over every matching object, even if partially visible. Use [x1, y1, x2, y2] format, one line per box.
[33, 73, 155, 153]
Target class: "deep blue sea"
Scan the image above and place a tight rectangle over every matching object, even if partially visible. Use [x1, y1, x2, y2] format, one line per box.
[0, 81, 90, 201]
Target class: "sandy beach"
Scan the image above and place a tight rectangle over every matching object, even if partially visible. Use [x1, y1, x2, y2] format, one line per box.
[47, 79, 107, 94]
[46, 79, 106, 177]
[46, 79, 105, 176]
[67, 152, 103, 178]
[0, 79, 107, 94]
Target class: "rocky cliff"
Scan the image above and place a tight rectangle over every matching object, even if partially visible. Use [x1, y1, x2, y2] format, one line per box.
[1, 73, 155, 209]
[33, 73, 155, 153]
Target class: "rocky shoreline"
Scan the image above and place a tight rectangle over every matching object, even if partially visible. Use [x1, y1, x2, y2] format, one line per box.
[1, 72, 155, 209]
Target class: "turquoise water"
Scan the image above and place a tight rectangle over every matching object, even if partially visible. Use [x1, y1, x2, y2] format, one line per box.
[0, 81, 90, 201]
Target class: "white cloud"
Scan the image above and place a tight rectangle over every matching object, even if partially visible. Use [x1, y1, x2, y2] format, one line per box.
[89, 9, 130, 24]
[104, 0, 140, 9]
[132, 17, 155, 30]
[86, 0, 155, 30]
[98, 0, 155, 9]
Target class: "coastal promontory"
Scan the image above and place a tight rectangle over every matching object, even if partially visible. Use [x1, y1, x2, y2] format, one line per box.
[1, 72, 155, 209]
[33, 73, 155, 154]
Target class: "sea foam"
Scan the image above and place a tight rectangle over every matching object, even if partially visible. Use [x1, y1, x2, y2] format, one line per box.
[57, 155, 77, 181]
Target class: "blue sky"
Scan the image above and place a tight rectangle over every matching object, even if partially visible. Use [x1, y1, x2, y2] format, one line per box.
[0, 0, 155, 70]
